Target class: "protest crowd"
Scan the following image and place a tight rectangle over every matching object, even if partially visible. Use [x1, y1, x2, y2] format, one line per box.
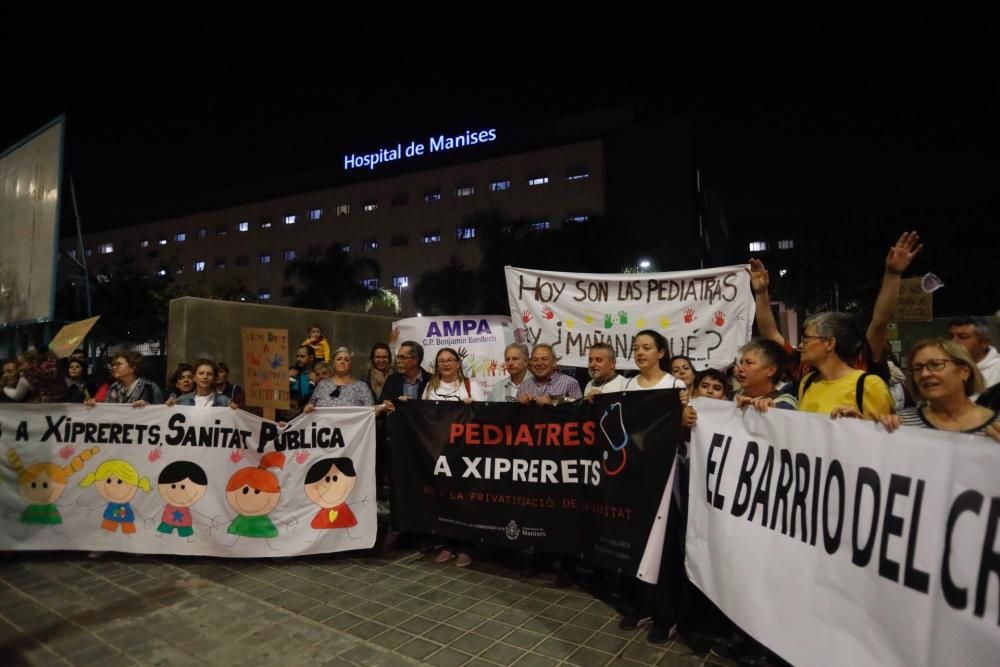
[3, 231, 999, 666]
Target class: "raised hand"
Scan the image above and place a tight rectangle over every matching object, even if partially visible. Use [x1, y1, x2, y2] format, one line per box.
[747, 258, 769, 293]
[885, 231, 923, 275]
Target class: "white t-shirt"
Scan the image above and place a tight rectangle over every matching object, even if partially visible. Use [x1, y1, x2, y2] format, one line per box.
[488, 377, 523, 402]
[194, 393, 215, 407]
[422, 378, 486, 402]
[583, 374, 628, 396]
[622, 372, 685, 392]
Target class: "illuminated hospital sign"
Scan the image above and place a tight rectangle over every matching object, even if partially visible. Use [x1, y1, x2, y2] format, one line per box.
[343, 128, 497, 171]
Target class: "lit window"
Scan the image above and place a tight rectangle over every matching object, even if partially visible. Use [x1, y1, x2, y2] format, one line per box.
[259, 254, 271, 264]
[364, 239, 379, 250]
[490, 179, 510, 192]
[258, 290, 271, 301]
[140, 240, 150, 248]
[527, 176, 549, 186]
[456, 185, 475, 197]
[423, 233, 441, 244]
[175, 267, 184, 275]
[748, 241, 769, 252]
[284, 249, 297, 261]
[456, 226, 477, 240]
[363, 200, 378, 212]
[308, 208, 322, 220]
[85, 249, 92, 256]
[393, 276, 409, 288]
[336, 204, 350, 216]
[197, 228, 207, 239]
[565, 167, 590, 180]
[216, 258, 227, 270]
[565, 215, 589, 224]
[216, 224, 227, 235]
[238, 221, 249, 232]
[529, 221, 550, 231]
[284, 214, 296, 225]
[68, 249, 77, 258]
[157, 268, 168, 277]
[339, 243, 351, 253]
[391, 192, 409, 206]
[99, 243, 114, 254]
[361, 278, 378, 289]
[424, 190, 442, 202]
[158, 238, 168, 246]
[261, 220, 272, 229]
[778, 239, 795, 250]
[194, 261, 206, 272]
[175, 232, 186, 242]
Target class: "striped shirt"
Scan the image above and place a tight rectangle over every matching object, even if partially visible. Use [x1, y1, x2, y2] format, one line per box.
[897, 406, 1000, 436]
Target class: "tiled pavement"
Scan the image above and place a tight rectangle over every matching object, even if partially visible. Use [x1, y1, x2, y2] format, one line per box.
[0, 549, 737, 667]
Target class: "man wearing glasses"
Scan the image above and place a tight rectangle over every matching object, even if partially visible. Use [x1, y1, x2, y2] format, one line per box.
[377, 341, 431, 413]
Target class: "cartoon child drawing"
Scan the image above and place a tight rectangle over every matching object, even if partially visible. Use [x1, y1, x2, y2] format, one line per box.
[156, 461, 208, 539]
[303, 457, 358, 529]
[224, 452, 285, 539]
[79, 460, 151, 534]
[7, 447, 100, 525]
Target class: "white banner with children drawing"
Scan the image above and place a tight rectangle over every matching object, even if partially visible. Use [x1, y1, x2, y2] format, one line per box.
[0, 404, 375, 557]
[505, 265, 754, 370]
[391, 315, 516, 395]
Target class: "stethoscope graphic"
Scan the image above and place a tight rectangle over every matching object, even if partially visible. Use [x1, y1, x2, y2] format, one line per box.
[600, 402, 629, 476]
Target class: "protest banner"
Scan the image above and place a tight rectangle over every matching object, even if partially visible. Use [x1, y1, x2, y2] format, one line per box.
[391, 315, 515, 394]
[0, 404, 375, 558]
[47, 315, 100, 358]
[504, 265, 754, 369]
[686, 399, 1000, 667]
[895, 276, 933, 321]
[241, 327, 290, 412]
[389, 391, 681, 572]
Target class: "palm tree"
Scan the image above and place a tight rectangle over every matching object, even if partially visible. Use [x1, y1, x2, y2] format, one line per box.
[284, 245, 398, 313]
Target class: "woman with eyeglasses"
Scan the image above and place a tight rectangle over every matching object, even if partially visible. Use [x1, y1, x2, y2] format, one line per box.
[793, 312, 894, 420]
[303, 347, 374, 410]
[878, 339, 1000, 441]
[87, 351, 163, 407]
[422, 348, 485, 403]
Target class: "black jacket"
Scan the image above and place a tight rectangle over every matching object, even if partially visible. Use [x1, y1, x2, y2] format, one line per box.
[378, 370, 432, 404]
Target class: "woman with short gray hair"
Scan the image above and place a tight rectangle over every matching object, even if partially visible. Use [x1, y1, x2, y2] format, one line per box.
[304, 347, 375, 409]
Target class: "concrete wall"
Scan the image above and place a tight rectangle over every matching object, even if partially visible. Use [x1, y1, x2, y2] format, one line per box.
[166, 297, 396, 386]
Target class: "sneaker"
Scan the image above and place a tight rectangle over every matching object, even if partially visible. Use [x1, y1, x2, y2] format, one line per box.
[619, 614, 653, 631]
[455, 552, 472, 568]
[432, 549, 454, 564]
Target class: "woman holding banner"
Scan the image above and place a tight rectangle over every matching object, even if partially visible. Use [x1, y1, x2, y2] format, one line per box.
[619, 330, 686, 643]
[304, 348, 375, 409]
[877, 338, 1000, 441]
[422, 348, 485, 403]
[424, 347, 482, 567]
[168, 359, 236, 408]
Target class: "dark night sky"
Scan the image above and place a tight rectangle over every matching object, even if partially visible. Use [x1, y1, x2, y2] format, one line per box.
[2, 6, 996, 234]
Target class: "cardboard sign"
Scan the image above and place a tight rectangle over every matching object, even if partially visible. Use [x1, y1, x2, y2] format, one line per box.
[241, 328, 290, 410]
[47, 316, 101, 358]
[895, 277, 933, 321]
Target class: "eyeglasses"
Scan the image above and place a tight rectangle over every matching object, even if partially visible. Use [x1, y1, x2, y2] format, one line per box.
[328, 386, 342, 399]
[799, 334, 829, 344]
[911, 359, 959, 374]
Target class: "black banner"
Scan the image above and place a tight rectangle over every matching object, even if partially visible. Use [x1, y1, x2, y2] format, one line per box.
[389, 390, 681, 572]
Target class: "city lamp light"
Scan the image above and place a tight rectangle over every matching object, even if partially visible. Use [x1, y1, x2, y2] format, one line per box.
[639, 259, 651, 269]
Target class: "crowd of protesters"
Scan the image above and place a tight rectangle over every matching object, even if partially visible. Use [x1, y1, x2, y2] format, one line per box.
[3, 232, 999, 662]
